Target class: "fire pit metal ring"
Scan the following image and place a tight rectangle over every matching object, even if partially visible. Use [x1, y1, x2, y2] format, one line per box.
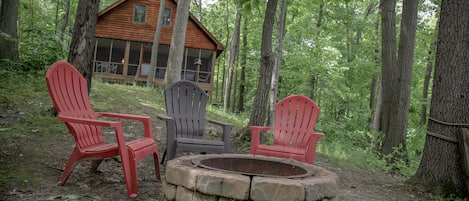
[191, 154, 316, 179]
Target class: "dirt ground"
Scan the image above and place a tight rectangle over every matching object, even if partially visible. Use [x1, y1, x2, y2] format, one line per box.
[0, 107, 430, 201]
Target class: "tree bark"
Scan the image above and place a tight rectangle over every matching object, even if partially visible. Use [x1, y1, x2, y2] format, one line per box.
[165, 0, 190, 85]
[269, 0, 286, 126]
[248, 0, 278, 127]
[146, 0, 166, 86]
[224, 3, 241, 112]
[60, 0, 71, 43]
[68, 0, 100, 92]
[380, 0, 418, 162]
[378, 0, 397, 141]
[237, 17, 248, 113]
[420, 61, 432, 125]
[411, 0, 469, 196]
[0, 0, 19, 61]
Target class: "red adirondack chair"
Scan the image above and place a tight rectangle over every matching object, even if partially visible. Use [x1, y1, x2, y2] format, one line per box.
[249, 95, 324, 164]
[45, 61, 161, 198]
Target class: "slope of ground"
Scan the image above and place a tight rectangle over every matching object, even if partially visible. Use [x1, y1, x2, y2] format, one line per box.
[0, 82, 432, 201]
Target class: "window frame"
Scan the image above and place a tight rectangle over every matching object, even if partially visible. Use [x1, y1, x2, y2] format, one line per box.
[162, 8, 172, 27]
[133, 4, 147, 23]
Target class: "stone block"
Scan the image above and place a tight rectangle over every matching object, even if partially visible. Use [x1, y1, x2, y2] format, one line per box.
[162, 179, 177, 201]
[251, 176, 305, 201]
[175, 186, 217, 201]
[165, 160, 202, 190]
[301, 167, 339, 201]
[196, 170, 250, 200]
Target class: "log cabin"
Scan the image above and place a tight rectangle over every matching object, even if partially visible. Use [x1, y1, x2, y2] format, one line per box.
[93, 0, 224, 92]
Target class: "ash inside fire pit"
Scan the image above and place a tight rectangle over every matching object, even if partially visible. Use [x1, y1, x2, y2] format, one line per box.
[192, 155, 315, 178]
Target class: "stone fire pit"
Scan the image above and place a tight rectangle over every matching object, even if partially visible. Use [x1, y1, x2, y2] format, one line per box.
[163, 154, 339, 201]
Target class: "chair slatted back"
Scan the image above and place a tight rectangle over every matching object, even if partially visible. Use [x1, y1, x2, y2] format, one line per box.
[45, 61, 104, 149]
[273, 95, 320, 150]
[164, 80, 208, 139]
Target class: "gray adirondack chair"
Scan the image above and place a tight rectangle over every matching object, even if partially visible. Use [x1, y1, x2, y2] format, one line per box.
[158, 80, 232, 163]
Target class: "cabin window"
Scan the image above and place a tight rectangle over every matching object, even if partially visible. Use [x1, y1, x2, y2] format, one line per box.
[163, 8, 171, 27]
[182, 48, 213, 83]
[133, 4, 146, 23]
[93, 38, 125, 75]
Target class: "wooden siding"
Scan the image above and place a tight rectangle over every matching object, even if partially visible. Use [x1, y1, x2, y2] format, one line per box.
[95, 0, 221, 52]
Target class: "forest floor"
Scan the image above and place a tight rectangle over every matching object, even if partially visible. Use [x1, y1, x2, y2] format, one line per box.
[0, 91, 436, 201]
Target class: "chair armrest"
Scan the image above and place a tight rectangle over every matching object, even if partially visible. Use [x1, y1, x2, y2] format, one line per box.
[156, 114, 177, 155]
[57, 115, 127, 147]
[57, 115, 121, 127]
[248, 126, 273, 154]
[98, 112, 150, 121]
[313, 132, 325, 138]
[207, 119, 232, 127]
[207, 119, 233, 152]
[207, 119, 233, 136]
[156, 114, 174, 121]
[97, 112, 154, 139]
[249, 126, 271, 133]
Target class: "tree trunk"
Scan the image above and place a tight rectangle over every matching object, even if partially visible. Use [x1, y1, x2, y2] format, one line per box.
[370, 17, 380, 130]
[237, 17, 248, 113]
[248, 0, 278, 127]
[224, 3, 241, 112]
[411, 0, 469, 196]
[380, 0, 418, 163]
[378, 0, 397, 144]
[420, 61, 432, 125]
[165, 0, 190, 85]
[60, 0, 71, 43]
[269, 0, 286, 126]
[0, 0, 19, 61]
[68, 0, 100, 92]
[146, 0, 166, 86]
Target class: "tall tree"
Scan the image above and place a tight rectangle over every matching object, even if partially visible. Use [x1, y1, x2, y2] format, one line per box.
[420, 59, 432, 125]
[146, 0, 166, 86]
[60, 0, 71, 43]
[411, 0, 469, 196]
[378, 0, 418, 162]
[236, 16, 249, 113]
[164, 0, 190, 85]
[248, 0, 278, 127]
[68, 0, 100, 91]
[224, 3, 242, 112]
[269, 0, 286, 126]
[0, 0, 19, 61]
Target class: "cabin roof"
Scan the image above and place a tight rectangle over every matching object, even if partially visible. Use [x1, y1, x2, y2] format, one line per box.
[97, 0, 224, 56]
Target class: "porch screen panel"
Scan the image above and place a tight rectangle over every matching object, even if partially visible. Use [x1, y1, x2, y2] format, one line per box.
[128, 41, 141, 76]
[110, 39, 125, 75]
[199, 50, 213, 83]
[183, 48, 198, 81]
[155, 44, 169, 79]
[140, 47, 152, 77]
[94, 38, 111, 73]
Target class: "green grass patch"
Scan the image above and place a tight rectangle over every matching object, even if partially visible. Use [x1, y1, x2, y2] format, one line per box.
[0, 70, 47, 108]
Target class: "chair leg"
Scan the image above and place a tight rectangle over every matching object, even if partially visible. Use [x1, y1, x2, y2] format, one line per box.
[167, 143, 177, 161]
[160, 149, 167, 164]
[128, 153, 139, 198]
[120, 147, 137, 198]
[153, 152, 162, 180]
[89, 159, 103, 173]
[59, 147, 82, 185]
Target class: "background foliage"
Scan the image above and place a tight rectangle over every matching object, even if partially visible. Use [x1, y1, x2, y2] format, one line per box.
[3, 0, 441, 179]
